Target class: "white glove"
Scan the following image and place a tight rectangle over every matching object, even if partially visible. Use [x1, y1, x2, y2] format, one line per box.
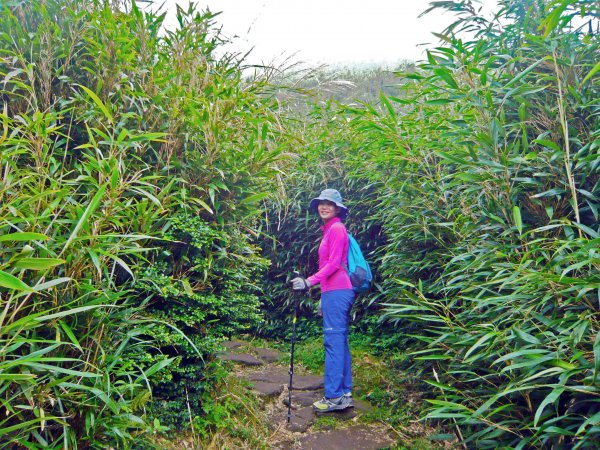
[291, 277, 311, 291]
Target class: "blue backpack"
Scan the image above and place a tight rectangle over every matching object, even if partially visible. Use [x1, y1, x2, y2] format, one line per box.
[346, 235, 372, 293]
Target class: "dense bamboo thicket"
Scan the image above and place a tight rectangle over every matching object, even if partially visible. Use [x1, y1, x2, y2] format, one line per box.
[0, 0, 289, 447]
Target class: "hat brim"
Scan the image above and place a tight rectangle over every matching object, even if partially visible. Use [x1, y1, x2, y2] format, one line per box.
[309, 198, 348, 220]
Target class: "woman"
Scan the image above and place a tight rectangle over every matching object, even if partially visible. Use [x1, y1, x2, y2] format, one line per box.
[291, 188, 355, 412]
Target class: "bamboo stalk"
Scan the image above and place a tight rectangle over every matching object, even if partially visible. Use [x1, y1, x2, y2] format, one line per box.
[552, 50, 581, 231]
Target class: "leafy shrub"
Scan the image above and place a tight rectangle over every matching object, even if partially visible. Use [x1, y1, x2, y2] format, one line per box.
[132, 213, 269, 429]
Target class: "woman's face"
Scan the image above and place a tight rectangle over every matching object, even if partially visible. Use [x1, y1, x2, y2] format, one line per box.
[318, 200, 340, 222]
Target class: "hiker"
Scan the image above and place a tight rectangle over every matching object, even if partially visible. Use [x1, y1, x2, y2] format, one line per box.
[291, 188, 354, 412]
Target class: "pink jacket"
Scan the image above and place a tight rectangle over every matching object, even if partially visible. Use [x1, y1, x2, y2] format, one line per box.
[307, 217, 352, 292]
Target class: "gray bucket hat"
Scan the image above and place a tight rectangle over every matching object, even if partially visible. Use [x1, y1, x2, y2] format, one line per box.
[309, 189, 348, 220]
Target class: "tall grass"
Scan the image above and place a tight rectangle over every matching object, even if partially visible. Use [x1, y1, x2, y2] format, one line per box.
[1, 0, 289, 446]
[337, 0, 599, 447]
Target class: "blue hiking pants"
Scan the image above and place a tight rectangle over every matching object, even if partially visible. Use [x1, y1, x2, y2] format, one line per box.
[321, 289, 355, 399]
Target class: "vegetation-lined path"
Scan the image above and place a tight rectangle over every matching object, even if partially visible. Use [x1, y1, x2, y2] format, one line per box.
[217, 339, 399, 449]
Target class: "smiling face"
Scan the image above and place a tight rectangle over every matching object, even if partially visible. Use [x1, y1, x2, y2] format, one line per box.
[317, 200, 341, 223]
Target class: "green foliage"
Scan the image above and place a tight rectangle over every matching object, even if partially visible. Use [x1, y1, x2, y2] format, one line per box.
[133, 213, 269, 429]
[0, 0, 286, 446]
[262, 0, 599, 448]
[2, 0, 598, 447]
[331, 0, 599, 448]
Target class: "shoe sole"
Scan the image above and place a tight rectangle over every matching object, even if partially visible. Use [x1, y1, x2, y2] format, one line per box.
[313, 403, 351, 412]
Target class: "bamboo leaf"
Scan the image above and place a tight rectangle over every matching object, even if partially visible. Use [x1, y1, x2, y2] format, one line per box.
[13, 258, 65, 270]
[456, 173, 484, 182]
[540, 0, 570, 37]
[127, 132, 168, 143]
[433, 68, 458, 89]
[0, 373, 37, 381]
[59, 320, 82, 351]
[380, 92, 396, 120]
[137, 357, 175, 381]
[21, 362, 101, 378]
[131, 187, 162, 208]
[239, 192, 268, 205]
[34, 304, 106, 322]
[32, 277, 71, 292]
[0, 232, 49, 242]
[505, 57, 549, 88]
[0, 418, 54, 437]
[436, 151, 472, 166]
[513, 328, 541, 345]
[59, 382, 118, 413]
[61, 184, 107, 254]
[581, 60, 600, 86]
[464, 332, 496, 361]
[190, 198, 213, 214]
[576, 410, 600, 435]
[0, 270, 33, 291]
[87, 249, 102, 277]
[513, 205, 523, 235]
[494, 349, 550, 365]
[534, 386, 565, 426]
[77, 84, 114, 124]
[96, 249, 134, 280]
[533, 139, 562, 152]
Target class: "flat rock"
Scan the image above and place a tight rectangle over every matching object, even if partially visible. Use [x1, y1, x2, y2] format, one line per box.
[250, 381, 284, 397]
[255, 347, 283, 363]
[292, 374, 323, 391]
[218, 352, 263, 366]
[220, 339, 246, 350]
[296, 425, 394, 450]
[283, 390, 322, 408]
[286, 406, 316, 433]
[247, 367, 289, 384]
[246, 367, 323, 390]
[314, 407, 357, 420]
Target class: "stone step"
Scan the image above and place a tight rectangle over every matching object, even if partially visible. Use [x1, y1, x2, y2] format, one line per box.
[218, 352, 263, 366]
[285, 406, 317, 433]
[249, 380, 285, 397]
[255, 347, 283, 363]
[295, 425, 395, 450]
[220, 338, 247, 350]
[245, 367, 324, 391]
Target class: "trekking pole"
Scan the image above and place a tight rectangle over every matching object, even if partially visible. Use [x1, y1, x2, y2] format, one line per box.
[287, 271, 301, 424]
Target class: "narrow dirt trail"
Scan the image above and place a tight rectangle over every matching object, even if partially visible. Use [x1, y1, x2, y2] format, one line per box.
[219, 339, 399, 450]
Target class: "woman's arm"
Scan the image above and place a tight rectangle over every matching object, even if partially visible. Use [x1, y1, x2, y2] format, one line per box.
[307, 223, 347, 286]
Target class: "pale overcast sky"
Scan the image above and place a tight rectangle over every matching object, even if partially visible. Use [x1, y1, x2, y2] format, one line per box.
[142, 0, 499, 66]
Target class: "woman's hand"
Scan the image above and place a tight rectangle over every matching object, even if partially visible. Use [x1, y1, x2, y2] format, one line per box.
[291, 277, 311, 291]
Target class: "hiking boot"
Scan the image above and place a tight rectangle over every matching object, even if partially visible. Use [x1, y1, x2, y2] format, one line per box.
[343, 392, 354, 408]
[312, 396, 352, 412]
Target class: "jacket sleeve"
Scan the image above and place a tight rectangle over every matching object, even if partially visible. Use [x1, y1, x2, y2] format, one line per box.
[307, 223, 347, 286]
